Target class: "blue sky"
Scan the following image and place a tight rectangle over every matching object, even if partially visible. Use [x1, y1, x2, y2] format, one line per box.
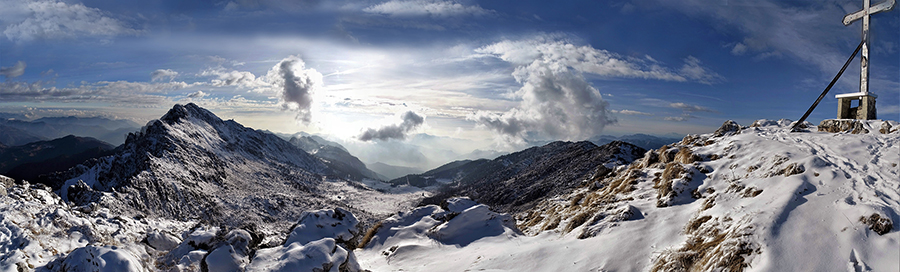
[1, 0, 898, 152]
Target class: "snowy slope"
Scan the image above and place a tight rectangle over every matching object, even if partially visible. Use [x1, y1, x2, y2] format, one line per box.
[356, 119, 899, 271]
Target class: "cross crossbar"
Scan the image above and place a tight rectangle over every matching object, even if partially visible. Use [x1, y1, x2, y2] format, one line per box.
[844, 0, 896, 25]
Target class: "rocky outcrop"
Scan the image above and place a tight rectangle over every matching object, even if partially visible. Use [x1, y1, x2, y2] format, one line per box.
[818, 119, 869, 134]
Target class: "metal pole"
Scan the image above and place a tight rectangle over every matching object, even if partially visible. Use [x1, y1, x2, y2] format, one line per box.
[791, 40, 865, 132]
[861, 0, 870, 95]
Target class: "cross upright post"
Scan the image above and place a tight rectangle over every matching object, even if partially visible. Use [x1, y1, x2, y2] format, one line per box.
[836, 0, 895, 120]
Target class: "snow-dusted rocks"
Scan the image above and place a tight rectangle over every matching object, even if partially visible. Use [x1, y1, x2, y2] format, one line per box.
[59, 245, 146, 272]
[248, 236, 359, 272]
[247, 208, 362, 272]
[285, 208, 360, 248]
[0, 179, 194, 271]
[0, 175, 12, 196]
[818, 119, 899, 134]
[146, 230, 181, 251]
[713, 120, 741, 137]
[357, 197, 522, 270]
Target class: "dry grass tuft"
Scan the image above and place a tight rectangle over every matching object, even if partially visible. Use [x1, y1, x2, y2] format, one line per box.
[675, 147, 701, 164]
[569, 193, 585, 206]
[686, 215, 712, 233]
[652, 216, 756, 272]
[564, 211, 594, 233]
[655, 162, 685, 207]
[357, 221, 384, 248]
[701, 195, 716, 210]
[741, 187, 763, 198]
[541, 216, 561, 231]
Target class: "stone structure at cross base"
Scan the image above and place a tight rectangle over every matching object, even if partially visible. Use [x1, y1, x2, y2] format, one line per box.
[835, 0, 895, 120]
[836, 92, 876, 120]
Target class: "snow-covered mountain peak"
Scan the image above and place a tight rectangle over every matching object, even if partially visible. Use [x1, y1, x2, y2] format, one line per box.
[160, 103, 223, 125]
[56, 104, 393, 239]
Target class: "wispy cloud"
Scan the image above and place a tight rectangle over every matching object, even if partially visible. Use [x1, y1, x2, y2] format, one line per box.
[199, 68, 265, 88]
[670, 102, 716, 113]
[0, 61, 26, 79]
[363, 0, 494, 18]
[0, 80, 192, 104]
[2, 0, 140, 42]
[614, 109, 653, 116]
[150, 69, 179, 82]
[476, 36, 723, 83]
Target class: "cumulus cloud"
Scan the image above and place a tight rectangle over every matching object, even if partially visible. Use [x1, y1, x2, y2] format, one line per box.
[359, 111, 425, 141]
[150, 69, 178, 82]
[2, 0, 139, 42]
[265, 55, 323, 124]
[0, 61, 26, 79]
[469, 37, 725, 143]
[363, 0, 493, 17]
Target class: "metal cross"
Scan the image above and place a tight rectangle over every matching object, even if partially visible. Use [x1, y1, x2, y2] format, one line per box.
[843, 0, 895, 95]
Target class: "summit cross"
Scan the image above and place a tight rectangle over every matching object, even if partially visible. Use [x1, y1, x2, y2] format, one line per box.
[843, 0, 895, 95]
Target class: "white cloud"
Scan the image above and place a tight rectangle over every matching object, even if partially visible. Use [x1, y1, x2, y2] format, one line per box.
[670, 102, 716, 113]
[679, 56, 725, 85]
[664, 116, 689, 122]
[468, 36, 724, 143]
[614, 109, 653, 116]
[2, 0, 139, 42]
[638, 0, 869, 84]
[731, 43, 748, 55]
[265, 55, 323, 124]
[150, 69, 179, 82]
[0, 80, 192, 104]
[476, 37, 723, 83]
[199, 68, 265, 88]
[358, 111, 425, 141]
[187, 91, 209, 98]
[363, 0, 493, 17]
[0, 61, 26, 79]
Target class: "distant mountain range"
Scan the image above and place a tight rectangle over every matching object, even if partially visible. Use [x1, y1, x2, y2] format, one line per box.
[0, 115, 141, 146]
[288, 135, 384, 181]
[0, 135, 115, 184]
[368, 162, 425, 180]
